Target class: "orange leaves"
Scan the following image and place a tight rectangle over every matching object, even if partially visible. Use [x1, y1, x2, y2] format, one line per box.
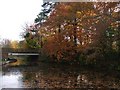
[56, 51, 63, 61]
[55, 3, 71, 17]
[40, 2, 119, 62]
[43, 33, 76, 61]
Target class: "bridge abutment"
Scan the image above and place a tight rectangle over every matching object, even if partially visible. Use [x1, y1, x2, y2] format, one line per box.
[2, 48, 9, 59]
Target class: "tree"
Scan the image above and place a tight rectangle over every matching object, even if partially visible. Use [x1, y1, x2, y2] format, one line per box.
[0, 39, 12, 48]
[23, 2, 120, 64]
[22, 24, 41, 49]
[11, 41, 19, 48]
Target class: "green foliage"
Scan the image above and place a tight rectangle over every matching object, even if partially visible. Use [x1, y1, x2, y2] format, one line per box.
[26, 38, 40, 49]
[35, 2, 55, 23]
[24, 32, 30, 38]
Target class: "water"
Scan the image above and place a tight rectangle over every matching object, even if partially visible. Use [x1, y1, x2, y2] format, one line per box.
[1, 58, 120, 89]
[2, 72, 23, 88]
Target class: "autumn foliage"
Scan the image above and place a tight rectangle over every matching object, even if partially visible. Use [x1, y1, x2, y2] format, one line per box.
[24, 2, 120, 65]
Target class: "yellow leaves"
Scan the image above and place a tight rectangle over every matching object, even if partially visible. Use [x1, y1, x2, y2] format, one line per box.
[76, 11, 82, 18]
[111, 22, 119, 28]
[11, 41, 19, 48]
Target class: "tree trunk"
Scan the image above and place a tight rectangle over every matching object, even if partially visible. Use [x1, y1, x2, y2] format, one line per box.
[73, 18, 77, 47]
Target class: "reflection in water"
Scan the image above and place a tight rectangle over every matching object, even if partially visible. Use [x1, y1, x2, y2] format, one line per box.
[77, 74, 88, 87]
[0, 72, 2, 90]
[2, 71, 23, 88]
[1, 58, 120, 88]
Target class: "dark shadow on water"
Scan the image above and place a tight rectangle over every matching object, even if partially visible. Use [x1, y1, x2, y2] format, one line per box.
[23, 56, 39, 66]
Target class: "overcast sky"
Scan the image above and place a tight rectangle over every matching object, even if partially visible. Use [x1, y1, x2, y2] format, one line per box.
[0, 0, 43, 41]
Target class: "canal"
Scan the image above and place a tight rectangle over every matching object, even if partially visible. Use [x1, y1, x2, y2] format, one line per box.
[1, 57, 120, 89]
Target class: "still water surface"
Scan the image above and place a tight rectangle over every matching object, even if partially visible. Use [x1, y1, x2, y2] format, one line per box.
[1, 58, 120, 89]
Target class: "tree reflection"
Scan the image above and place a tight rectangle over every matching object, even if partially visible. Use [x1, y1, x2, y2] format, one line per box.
[2, 63, 120, 88]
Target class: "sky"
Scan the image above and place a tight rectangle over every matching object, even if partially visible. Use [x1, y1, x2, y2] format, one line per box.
[0, 0, 43, 41]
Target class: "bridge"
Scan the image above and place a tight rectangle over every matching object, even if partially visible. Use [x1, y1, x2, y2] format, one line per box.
[1, 48, 41, 59]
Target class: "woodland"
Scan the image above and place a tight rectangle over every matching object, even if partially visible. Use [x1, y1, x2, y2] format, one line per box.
[1, 2, 120, 70]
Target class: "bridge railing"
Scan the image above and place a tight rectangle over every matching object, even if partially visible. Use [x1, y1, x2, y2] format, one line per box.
[2, 48, 41, 53]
